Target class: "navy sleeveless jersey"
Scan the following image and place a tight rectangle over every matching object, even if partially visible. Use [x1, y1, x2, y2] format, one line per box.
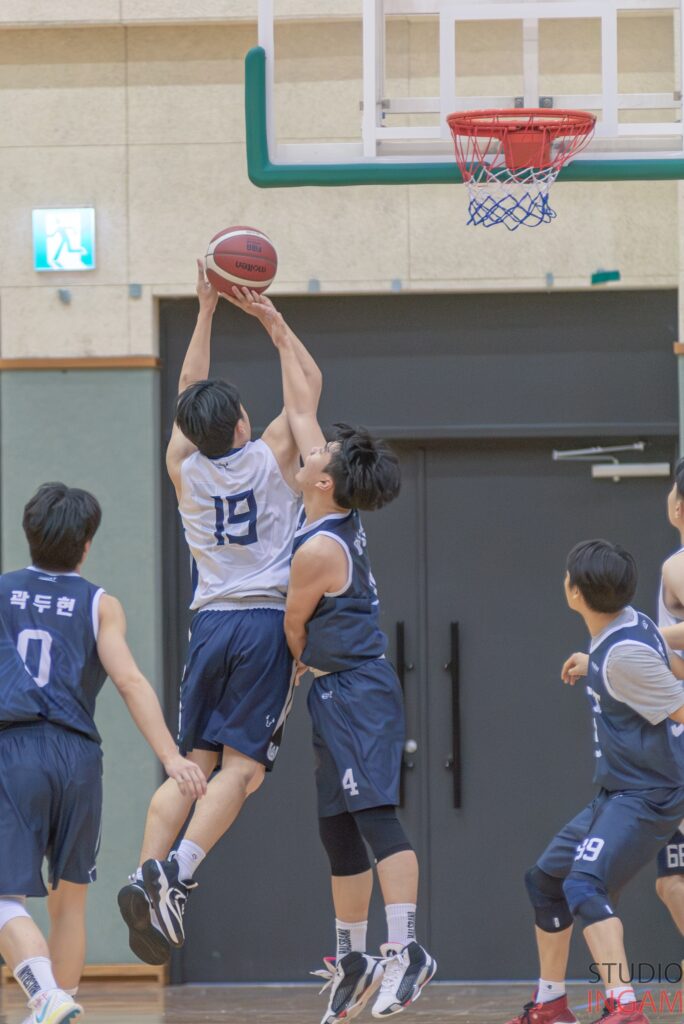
[0, 567, 107, 743]
[292, 509, 387, 673]
[586, 608, 684, 790]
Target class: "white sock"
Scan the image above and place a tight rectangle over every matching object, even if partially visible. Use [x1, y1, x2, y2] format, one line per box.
[606, 986, 636, 1007]
[385, 903, 417, 948]
[335, 919, 367, 960]
[174, 839, 206, 882]
[536, 979, 565, 1004]
[135, 867, 143, 882]
[14, 957, 57, 1001]
[65, 988, 78, 998]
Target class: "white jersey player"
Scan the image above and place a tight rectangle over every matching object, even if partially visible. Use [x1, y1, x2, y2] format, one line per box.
[118, 261, 322, 963]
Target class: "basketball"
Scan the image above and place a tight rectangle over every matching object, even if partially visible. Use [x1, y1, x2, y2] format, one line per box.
[205, 226, 277, 295]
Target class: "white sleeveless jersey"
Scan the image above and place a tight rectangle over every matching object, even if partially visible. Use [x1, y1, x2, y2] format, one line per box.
[179, 439, 300, 611]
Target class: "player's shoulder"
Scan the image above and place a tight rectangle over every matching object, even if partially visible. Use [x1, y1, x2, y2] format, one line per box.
[663, 547, 684, 580]
[294, 531, 347, 568]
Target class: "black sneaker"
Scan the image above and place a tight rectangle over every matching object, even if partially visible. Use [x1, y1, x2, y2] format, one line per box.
[317, 951, 383, 1024]
[117, 879, 171, 966]
[141, 855, 197, 948]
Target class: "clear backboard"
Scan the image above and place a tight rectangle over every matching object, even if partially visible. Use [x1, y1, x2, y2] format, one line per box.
[249, 0, 684, 184]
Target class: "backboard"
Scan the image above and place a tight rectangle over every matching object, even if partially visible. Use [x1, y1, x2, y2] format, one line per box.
[250, 0, 684, 184]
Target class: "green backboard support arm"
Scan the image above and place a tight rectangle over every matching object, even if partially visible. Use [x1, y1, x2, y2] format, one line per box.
[245, 46, 684, 187]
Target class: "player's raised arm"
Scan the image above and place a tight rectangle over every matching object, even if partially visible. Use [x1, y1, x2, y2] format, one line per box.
[96, 594, 207, 800]
[166, 260, 220, 498]
[225, 287, 325, 467]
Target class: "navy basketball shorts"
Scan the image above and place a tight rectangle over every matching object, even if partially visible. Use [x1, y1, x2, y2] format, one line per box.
[537, 787, 684, 896]
[0, 722, 103, 897]
[657, 825, 684, 877]
[307, 657, 405, 817]
[178, 608, 294, 770]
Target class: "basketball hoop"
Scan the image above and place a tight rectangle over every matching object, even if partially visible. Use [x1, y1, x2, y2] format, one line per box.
[447, 109, 596, 230]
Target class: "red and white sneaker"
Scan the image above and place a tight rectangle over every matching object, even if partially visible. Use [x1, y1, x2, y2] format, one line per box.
[590, 999, 649, 1024]
[505, 995, 578, 1024]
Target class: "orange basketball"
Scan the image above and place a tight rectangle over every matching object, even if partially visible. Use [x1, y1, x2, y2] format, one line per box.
[205, 226, 277, 295]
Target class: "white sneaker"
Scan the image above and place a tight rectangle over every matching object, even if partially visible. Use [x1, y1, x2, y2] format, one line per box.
[312, 952, 384, 1024]
[28, 989, 83, 1024]
[371, 942, 437, 1017]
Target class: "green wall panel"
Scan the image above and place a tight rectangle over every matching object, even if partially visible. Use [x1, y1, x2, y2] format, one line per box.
[0, 369, 163, 965]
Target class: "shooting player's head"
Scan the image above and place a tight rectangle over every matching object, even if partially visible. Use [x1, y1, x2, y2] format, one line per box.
[175, 380, 251, 457]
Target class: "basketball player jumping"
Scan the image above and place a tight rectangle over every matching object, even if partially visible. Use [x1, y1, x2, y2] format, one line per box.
[240, 291, 437, 1022]
[506, 540, 684, 1024]
[0, 483, 205, 1024]
[118, 262, 322, 963]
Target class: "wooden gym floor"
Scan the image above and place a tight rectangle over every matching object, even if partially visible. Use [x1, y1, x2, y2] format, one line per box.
[1, 982, 682, 1024]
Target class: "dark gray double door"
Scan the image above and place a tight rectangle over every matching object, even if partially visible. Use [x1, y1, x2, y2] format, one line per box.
[178, 437, 678, 983]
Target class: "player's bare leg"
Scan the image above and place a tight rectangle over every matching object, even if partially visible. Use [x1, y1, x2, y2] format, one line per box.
[656, 875, 684, 935]
[46, 883, 88, 991]
[0, 912, 82, 1023]
[183, 746, 265, 853]
[332, 870, 373, 923]
[583, 917, 642, 1012]
[140, 747, 265, 949]
[119, 749, 217, 966]
[376, 850, 418, 905]
[139, 749, 218, 863]
[534, 924, 573, 983]
[0, 915, 50, 973]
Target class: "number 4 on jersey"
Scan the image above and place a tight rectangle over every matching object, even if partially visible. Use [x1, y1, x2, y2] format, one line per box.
[342, 768, 359, 797]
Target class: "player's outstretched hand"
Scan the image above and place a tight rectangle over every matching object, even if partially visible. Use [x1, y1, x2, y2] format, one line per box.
[561, 651, 589, 685]
[226, 285, 287, 340]
[164, 751, 208, 799]
[196, 257, 219, 315]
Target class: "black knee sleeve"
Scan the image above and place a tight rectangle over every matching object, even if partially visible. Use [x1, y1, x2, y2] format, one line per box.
[319, 813, 372, 877]
[524, 866, 573, 933]
[352, 806, 413, 864]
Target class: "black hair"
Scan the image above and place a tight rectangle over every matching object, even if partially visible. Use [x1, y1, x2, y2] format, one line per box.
[23, 483, 102, 572]
[566, 539, 637, 614]
[324, 423, 401, 511]
[674, 456, 684, 498]
[175, 379, 243, 458]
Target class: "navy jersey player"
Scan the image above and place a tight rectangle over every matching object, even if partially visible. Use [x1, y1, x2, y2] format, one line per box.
[0, 483, 205, 1024]
[650, 457, 684, 936]
[119, 264, 321, 961]
[246, 303, 436, 1022]
[506, 541, 684, 1024]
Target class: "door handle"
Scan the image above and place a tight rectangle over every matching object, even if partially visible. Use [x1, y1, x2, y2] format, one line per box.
[395, 622, 414, 805]
[444, 621, 462, 809]
[403, 738, 418, 769]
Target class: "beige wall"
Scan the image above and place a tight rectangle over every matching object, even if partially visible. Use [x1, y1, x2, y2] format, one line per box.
[0, 10, 678, 360]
